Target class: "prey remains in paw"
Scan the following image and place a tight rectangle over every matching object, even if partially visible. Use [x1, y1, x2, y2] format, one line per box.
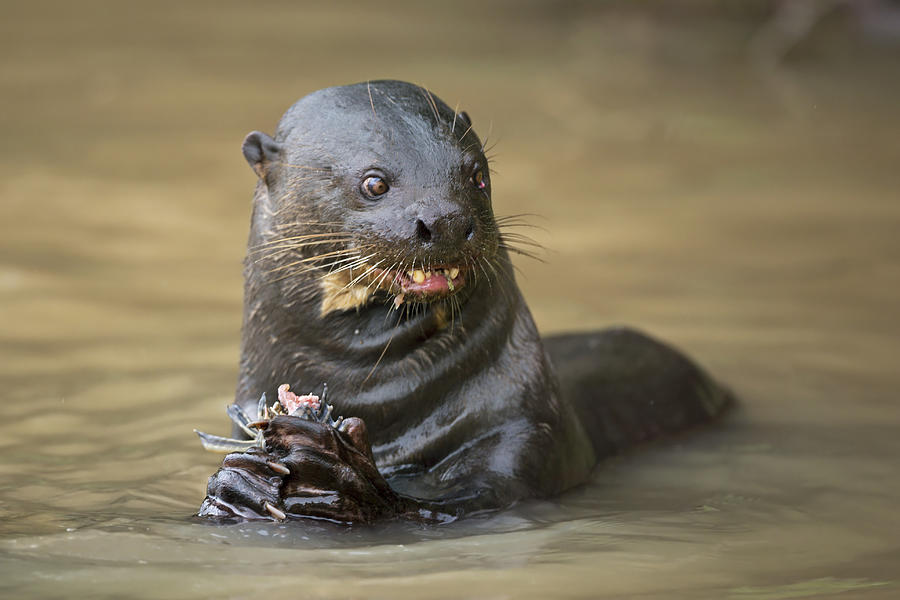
[195, 384, 411, 524]
[194, 383, 346, 454]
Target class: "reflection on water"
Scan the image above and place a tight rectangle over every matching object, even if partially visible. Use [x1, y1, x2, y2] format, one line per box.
[1, 2, 899, 598]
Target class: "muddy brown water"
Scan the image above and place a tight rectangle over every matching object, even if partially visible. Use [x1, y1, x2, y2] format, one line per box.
[1, 3, 899, 598]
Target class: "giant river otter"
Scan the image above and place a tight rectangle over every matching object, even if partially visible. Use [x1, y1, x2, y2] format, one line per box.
[198, 80, 732, 523]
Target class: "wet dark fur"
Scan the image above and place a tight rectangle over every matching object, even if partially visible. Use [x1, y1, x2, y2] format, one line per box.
[202, 80, 732, 522]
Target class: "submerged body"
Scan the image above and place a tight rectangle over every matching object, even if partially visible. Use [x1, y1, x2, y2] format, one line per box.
[199, 80, 731, 523]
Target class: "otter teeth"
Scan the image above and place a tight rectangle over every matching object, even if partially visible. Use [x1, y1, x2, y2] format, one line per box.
[408, 267, 460, 284]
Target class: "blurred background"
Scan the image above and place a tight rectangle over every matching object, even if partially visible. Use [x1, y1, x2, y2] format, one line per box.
[1, 1, 899, 598]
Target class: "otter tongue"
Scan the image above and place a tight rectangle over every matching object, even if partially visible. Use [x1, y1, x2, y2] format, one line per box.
[408, 271, 449, 293]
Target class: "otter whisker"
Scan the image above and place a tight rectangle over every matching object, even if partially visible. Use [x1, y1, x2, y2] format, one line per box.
[498, 243, 546, 263]
[495, 213, 547, 228]
[271, 175, 323, 184]
[407, 298, 422, 325]
[267, 224, 345, 234]
[252, 242, 358, 263]
[480, 120, 494, 154]
[317, 245, 377, 262]
[267, 252, 377, 284]
[458, 121, 474, 142]
[477, 256, 494, 293]
[489, 257, 518, 289]
[508, 262, 526, 279]
[316, 254, 374, 274]
[499, 237, 547, 260]
[367, 80, 377, 119]
[254, 247, 363, 268]
[419, 86, 441, 124]
[465, 256, 478, 288]
[265, 256, 360, 278]
[264, 251, 368, 276]
[255, 246, 363, 269]
[250, 239, 356, 259]
[447, 296, 455, 330]
[322, 261, 379, 285]
[250, 232, 351, 251]
[262, 238, 374, 254]
[496, 223, 547, 235]
[277, 220, 345, 226]
[483, 256, 502, 285]
[326, 253, 379, 276]
[338, 260, 385, 294]
[361, 308, 405, 388]
[461, 141, 483, 154]
[259, 230, 349, 240]
[363, 260, 394, 294]
[273, 162, 332, 172]
[251, 236, 353, 256]
[494, 214, 533, 222]
[449, 294, 461, 331]
[482, 255, 517, 307]
[499, 232, 545, 248]
[369, 260, 401, 296]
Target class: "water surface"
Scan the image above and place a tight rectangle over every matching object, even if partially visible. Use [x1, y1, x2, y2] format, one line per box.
[1, 2, 899, 598]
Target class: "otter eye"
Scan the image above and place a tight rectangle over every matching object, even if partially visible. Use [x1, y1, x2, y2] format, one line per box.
[361, 175, 389, 199]
[472, 168, 487, 190]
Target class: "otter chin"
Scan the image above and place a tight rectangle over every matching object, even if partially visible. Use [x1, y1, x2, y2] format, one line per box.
[199, 80, 733, 524]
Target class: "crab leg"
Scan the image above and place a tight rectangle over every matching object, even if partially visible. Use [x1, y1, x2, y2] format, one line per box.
[194, 429, 261, 453]
[195, 384, 347, 455]
[257, 392, 268, 420]
[226, 403, 258, 438]
[319, 403, 333, 424]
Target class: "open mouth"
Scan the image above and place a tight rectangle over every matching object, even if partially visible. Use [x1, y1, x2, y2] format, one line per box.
[317, 261, 470, 315]
[374, 265, 466, 299]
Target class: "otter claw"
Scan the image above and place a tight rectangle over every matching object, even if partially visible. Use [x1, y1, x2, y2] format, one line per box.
[264, 501, 286, 521]
[267, 461, 290, 475]
[247, 419, 270, 430]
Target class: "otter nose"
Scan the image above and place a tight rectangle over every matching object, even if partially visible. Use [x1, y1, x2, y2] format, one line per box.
[415, 219, 433, 244]
[414, 214, 476, 247]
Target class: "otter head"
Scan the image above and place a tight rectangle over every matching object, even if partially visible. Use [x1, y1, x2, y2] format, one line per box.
[241, 80, 500, 316]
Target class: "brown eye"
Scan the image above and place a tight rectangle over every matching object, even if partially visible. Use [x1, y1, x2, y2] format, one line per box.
[472, 169, 486, 189]
[361, 176, 389, 198]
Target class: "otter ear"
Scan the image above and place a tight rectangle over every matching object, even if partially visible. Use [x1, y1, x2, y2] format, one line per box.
[242, 131, 282, 179]
[457, 111, 472, 130]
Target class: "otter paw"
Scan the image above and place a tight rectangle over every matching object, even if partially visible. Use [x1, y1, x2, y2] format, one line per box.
[198, 415, 403, 524]
[198, 448, 290, 521]
[261, 416, 401, 524]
